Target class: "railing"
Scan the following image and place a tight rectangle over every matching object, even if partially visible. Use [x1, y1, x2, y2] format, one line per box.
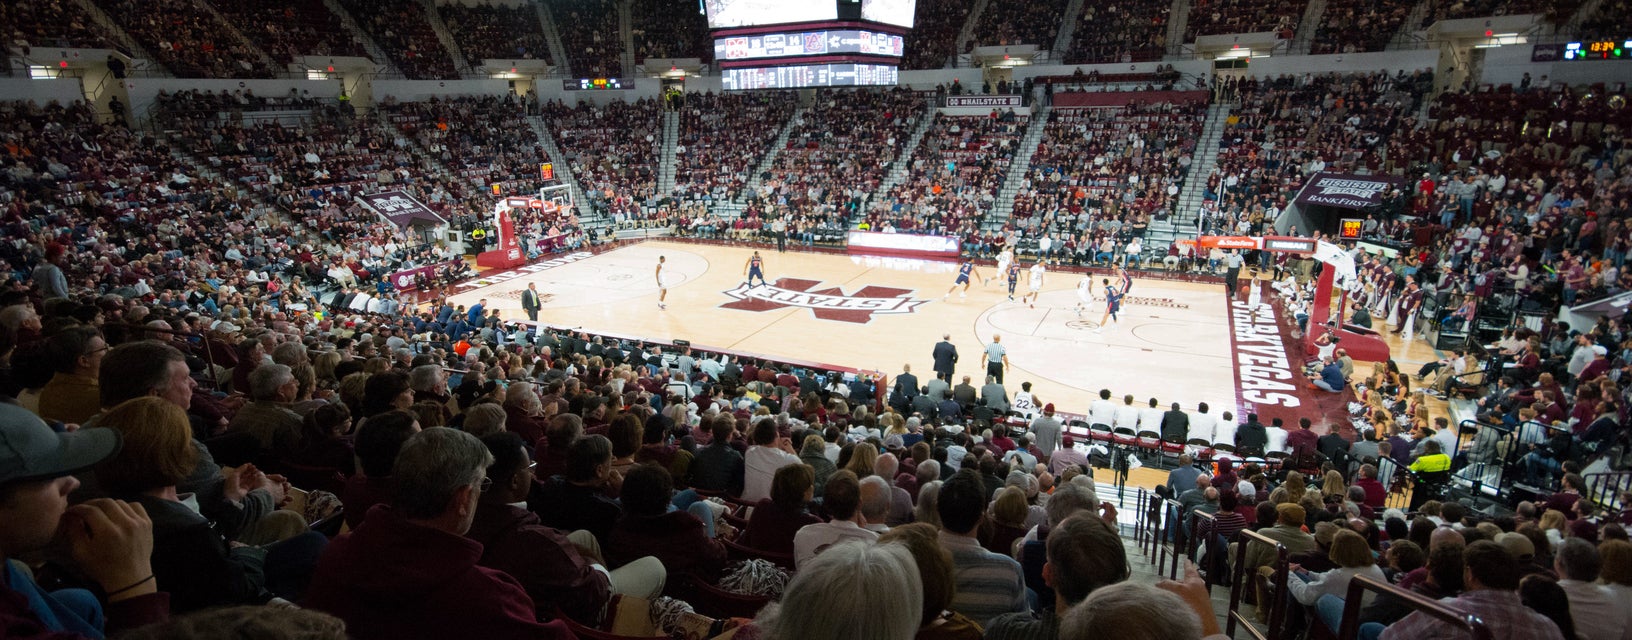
[1334, 574, 1491, 640]
[1227, 528, 1290, 640]
[1187, 508, 1218, 582]
[1158, 499, 1184, 578]
[1585, 470, 1632, 513]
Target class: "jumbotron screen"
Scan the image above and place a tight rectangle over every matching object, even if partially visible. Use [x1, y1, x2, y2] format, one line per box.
[860, 0, 916, 27]
[721, 63, 899, 90]
[704, 0, 837, 28]
[715, 29, 905, 61]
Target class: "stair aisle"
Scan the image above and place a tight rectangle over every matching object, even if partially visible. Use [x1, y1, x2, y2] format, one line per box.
[657, 110, 679, 196]
[525, 115, 600, 228]
[866, 97, 939, 206]
[1151, 101, 1230, 250]
[535, 2, 573, 76]
[985, 96, 1051, 230]
[67, 0, 171, 76]
[322, 0, 403, 76]
[420, 0, 476, 78]
[738, 106, 807, 203]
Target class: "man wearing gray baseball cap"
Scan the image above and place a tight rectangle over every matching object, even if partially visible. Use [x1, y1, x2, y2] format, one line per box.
[0, 403, 170, 637]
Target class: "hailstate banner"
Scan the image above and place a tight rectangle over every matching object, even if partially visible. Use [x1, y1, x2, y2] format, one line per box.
[357, 191, 447, 228]
[945, 95, 1022, 108]
[1293, 173, 1401, 211]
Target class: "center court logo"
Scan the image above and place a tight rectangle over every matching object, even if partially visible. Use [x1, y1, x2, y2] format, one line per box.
[720, 278, 927, 324]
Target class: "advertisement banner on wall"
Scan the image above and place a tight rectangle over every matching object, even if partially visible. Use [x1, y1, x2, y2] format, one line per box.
[945, 95, 1023, 108]
[1292, 173, 1401, 211]
[356, 191, 446, 229]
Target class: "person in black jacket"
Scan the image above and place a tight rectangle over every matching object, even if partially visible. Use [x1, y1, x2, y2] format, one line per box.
[1235, 414, 1270, 455]
[1160, 402, 1190, 442]
[932, 335, 959, 381]
[894, 364, 920, 401]
[533, 434, 624, 543]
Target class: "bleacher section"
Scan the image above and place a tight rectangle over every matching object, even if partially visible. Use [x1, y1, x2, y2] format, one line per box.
[551, 0, 622, 78]
[630, 0, 712, 64]
[868, 112, 1032, 236]
[1184, 0, 1305, 39]
[540, 98, 661, 223]
[93, 0, 279, 78]
[1012, 100, 1206, 255]
[203, 0, 368, 66]
[0, 0, 114, 50]
[759, 88, 927, 213]
[900, 0, 970, 69]
[438, 3, 552, 67]
[671, 91, 799, 204]
[336, 0, 459, 79]
[1064, 0, 1170, 63]
[970, 0, 1074, 47]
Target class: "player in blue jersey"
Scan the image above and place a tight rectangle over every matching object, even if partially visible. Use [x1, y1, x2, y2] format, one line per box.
[1005, 261, 1021, 301]
[943, 260, 983, 300]
[1096, 267, 1132, 333]
[743, 251, 767, 287]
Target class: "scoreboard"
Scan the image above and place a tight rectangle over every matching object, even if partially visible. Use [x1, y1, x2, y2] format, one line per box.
[1564, 40, 1629, 60]
[715, 29, 905, 61]
[721, 63, 899, 90]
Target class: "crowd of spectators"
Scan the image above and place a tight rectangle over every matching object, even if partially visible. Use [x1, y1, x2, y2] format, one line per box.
[866, 111, 1032, 238]
[630, 0, 711, 64]
[900, 0, 972, 69]
[438, 3, 552, 66]
[1202, 71, 1433, 238]
[1184, 0, 1305, 40]
[1, 0, 111, 50]
[93, 0, 279, 78]
[550, 0, 622, 78]
[1008, 100, 1205, 264]
[968, 0, 1072, 48]
[381, 94, 546, 191]
[1309, 0, 1416, 54]
[204, 0, 368, 66]
[1063, 0, 1169, 63]
[336, 0, 459, 79]
[1424, 0, 1585, 25]
[1574, 0, 1630, 40]
[540, 98, 661, 224]
[757, 88, 928, 219]
[671, 91, 798, 204]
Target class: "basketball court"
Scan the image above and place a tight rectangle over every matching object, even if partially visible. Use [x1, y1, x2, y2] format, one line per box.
[445, 240, 1248, 416]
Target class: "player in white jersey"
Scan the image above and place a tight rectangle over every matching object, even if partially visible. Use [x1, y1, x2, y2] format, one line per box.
[1074, 274, 1094, 316]
[989, 246, 1013, 286]
[655, 255, 668, 310]
[1023, 262, 1045, 308]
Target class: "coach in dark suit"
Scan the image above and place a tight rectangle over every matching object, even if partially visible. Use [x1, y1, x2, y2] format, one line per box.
[1160, 403, 1190, 442]
[1235, 414, 1269, 454]
[520, 282, 541, 321]
[932, 335, 959, 381]
[894, 364, 920, 401]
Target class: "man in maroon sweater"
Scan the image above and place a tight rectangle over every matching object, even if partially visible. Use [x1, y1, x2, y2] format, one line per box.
[304, 427, 573, 639]
[1, 403, 170, 639]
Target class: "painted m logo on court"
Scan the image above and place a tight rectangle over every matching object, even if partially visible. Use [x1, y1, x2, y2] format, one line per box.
[720, 278, 926, 324]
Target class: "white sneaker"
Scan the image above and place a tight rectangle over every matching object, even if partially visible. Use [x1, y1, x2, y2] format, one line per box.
[960, 292, 966, 299]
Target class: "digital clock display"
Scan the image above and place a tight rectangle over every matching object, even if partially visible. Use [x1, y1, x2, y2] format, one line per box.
[1563, 40, 1629, 60]
[563, 78, 628, 90]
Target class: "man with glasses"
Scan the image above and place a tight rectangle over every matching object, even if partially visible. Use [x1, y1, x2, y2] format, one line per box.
[38, 326, 107, 424]
[466, 432, 664, 623]
[304, 427, 574, 639]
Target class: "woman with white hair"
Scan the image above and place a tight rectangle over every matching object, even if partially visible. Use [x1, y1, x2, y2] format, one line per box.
[750, 541, 923, 640]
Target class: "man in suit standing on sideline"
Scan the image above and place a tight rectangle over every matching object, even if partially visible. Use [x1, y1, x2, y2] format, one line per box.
[521, 283, 541, 322]
[894, 364, 920, 403]
[932, 334, 959, 381]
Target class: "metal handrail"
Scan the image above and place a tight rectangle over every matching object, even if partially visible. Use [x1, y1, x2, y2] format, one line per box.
[1186, 508, 1219, 581]
[1585, 470, 1632, 513]
[1159, 498, 1183, 572]
[1335, 574, 1491, 640]
[1227, 527, 1290, 640]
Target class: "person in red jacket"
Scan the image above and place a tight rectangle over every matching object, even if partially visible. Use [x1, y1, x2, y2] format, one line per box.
[303, 427, 572, 640]
[0, 403, 170, 639]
